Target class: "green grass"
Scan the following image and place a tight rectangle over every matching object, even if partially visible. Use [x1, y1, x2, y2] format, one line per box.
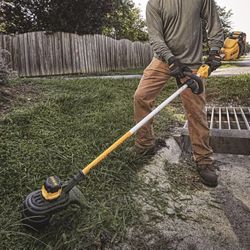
[0, 77, 180, 249]
[0, 74, 249, 249]
[206, 75, 250, 105]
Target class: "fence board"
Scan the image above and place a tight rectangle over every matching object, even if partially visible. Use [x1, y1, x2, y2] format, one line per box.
[0, 32, 153, 77]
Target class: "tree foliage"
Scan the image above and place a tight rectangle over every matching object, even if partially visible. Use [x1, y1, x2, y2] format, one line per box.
[0, 0, 147, 41]
[1, 0, 233, 44]
[216, 4, 233, 37]
[0, 0, 114, 34]
[103, 0, 148, 41]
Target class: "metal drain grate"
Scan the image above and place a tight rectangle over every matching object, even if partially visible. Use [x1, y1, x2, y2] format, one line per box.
[179, 106, 250, 155]
[207, 107, 250, 130]
[183, 107, 250, 131]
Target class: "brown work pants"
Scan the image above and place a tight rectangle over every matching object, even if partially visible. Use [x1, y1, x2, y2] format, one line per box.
[134, 58, 213, 165]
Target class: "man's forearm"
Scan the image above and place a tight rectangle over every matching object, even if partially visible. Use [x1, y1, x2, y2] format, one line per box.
[149, 37, 174, 62]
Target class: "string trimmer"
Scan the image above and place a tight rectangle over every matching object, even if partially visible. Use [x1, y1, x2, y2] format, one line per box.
[22, 65, 210, 229]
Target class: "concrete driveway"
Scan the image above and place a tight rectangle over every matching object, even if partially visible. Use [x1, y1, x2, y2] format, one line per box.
[212, 54, 250, 77]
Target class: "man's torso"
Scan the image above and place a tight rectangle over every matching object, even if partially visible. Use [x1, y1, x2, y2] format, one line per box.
[149, 0, 204, 67]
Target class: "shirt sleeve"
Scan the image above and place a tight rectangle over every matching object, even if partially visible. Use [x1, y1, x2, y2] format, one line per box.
[146, 1, 174, 62]
[201, 0, 224, 50]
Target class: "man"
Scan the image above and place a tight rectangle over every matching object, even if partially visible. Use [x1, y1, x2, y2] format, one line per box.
[134, 0, 224, 187]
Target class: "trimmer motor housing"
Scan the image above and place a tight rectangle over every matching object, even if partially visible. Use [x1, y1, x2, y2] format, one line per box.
[22, 172, 85, 229]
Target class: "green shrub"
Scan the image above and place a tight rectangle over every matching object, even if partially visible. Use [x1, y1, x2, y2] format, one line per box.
[0, 49, 11, 84]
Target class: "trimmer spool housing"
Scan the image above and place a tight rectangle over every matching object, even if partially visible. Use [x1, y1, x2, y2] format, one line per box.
[22, 171, 85, 229]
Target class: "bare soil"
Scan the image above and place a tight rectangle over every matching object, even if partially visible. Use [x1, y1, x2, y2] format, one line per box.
[0, 83, 40, 117]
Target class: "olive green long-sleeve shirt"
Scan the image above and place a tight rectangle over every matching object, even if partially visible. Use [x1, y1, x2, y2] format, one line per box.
[146, 0, 224, 68]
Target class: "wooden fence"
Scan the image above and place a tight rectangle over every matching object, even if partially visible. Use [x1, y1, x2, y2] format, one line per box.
[0, 32, 153, 77]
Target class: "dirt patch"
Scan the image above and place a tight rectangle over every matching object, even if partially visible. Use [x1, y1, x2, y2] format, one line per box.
[0, 83, 40, 116]
[115, 151, 250, 250]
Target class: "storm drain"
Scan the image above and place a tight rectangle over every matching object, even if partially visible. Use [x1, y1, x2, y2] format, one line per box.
[177, 107, 250, 155]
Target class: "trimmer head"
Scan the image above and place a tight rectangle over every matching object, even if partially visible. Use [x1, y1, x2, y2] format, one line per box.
[22, 173, 85, 230]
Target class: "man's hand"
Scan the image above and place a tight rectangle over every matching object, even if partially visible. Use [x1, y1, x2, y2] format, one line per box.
[168, 56, 192, 78]
[205, 50, 221, 72]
